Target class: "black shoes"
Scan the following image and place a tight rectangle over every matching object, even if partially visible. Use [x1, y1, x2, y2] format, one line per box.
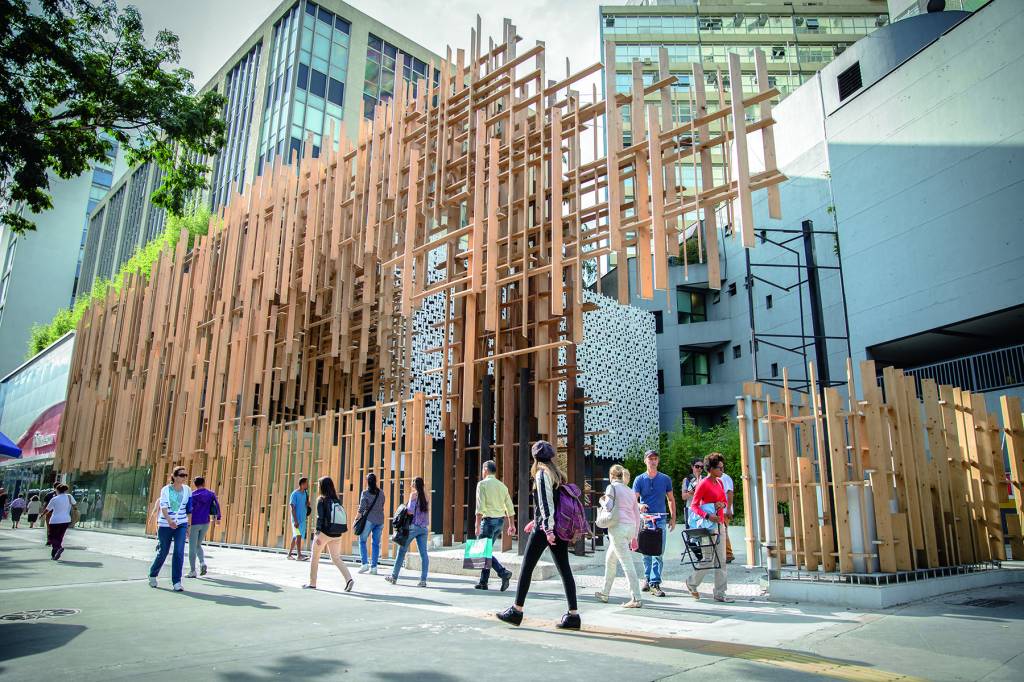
[474, 583, 488, 590]
[497, 606, 523, 626]
[556, 612, 581, 630]
[500, 571, 512, 592]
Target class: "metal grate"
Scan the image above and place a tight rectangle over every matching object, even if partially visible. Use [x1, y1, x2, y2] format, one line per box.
[955, 598, 1012, 608]
[837, 62, 863, 101]
[1, 608, 80, 621]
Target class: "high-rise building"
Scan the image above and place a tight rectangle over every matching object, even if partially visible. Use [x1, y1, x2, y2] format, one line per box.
[609, 1, 1023, 430]
[0, 142, 125, 376]
[888, 0, 989, 23]
[75, 0, 441, 301]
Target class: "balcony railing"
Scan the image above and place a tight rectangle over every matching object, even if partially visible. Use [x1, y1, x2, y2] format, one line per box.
[895, 343, 1024, 396]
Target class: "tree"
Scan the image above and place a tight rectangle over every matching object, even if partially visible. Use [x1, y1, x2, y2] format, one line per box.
[0, 0, 225, 234]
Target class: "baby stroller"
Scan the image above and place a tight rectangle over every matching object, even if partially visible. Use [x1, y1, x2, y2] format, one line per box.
[680, 504, 722, 570]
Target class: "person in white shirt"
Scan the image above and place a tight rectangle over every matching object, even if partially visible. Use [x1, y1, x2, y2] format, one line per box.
[719, 461, 735, 564]
[44, 484, 77, 561]
[594, 464, 643, 608]
[148, 466, 192, 591]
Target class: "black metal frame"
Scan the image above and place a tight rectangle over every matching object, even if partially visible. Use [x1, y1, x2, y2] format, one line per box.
[680, 527, 722, 570]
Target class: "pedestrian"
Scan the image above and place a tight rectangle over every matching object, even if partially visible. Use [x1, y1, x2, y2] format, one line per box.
[10, 494, 27, 528]
[185, 476, 221, 578]
[27, 495, 42, 528]
[44, 483, 77, 560]
[681, 458, 706, 561]
[287, 476, 310, 561]
[472, 459, 516, 591]
[497, 440, 581, 630]
[718, 458, 736, 564]
[303, 476, 355, 592]
[355, 472, 385, 575]
[685, 453, 732, 603]
[595, 464, 643, 608]
[385, 476, 430, 587]
[42, 487, 56, 544]
[148, 465, 191, 591]
[632, 450, 676, 598]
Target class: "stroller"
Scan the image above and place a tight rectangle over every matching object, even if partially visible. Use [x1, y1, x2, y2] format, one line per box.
[680, 503, 722, 570]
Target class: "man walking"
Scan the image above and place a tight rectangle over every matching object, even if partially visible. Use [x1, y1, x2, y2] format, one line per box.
[633, 450, 675, 597]
[473, 460, 516, 591]
[288, 476, 310, 561]
[719, 457, 735, 563]
[186, 476, 221, 577]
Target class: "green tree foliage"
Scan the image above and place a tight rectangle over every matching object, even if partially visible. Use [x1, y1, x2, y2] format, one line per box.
[26, 208, 215, 357]
[622, 416, 744, 523]
[0, 0, 225, 234]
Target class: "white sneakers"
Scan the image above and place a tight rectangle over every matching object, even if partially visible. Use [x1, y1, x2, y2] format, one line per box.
[358, 564, 370, 574]
[172, 583, 184, 592]
[148, 576, 158, 588]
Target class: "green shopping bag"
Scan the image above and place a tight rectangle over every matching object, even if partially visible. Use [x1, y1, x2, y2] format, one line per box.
[462, 537, 494, 569]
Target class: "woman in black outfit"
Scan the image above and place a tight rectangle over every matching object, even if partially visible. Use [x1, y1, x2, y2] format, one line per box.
[497, 440, 580, 630]
[303, 476, 354, 592]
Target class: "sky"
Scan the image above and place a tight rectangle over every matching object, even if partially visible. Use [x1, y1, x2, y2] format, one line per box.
[123, 0, 605, 92]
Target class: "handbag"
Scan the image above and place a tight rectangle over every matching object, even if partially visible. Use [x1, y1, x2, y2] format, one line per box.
[595, 484, 618, 529]
[462, 537, 494, 569]
[636, 520, 664, 556]
[390, 503, 411, 546]
[353, 489, 380, 537]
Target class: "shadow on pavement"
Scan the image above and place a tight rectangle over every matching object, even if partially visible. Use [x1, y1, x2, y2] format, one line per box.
[218, 654, 347, 679]
[55, 560, 104, 568]
[0, 622, 87, 662]
[200, 576, 284, 593]
[177, 590, 280, 610]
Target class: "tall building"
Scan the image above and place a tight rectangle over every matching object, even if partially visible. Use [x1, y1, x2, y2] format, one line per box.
[610, 0, 1024, 430]
[75, 0, 441, 300]
[0, 142, 125, 376]
[888, 0, 989, 23]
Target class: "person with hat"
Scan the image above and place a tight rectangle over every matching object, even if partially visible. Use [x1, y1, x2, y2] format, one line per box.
[632, 450, 675, 597]
[496, 440, 581, 630]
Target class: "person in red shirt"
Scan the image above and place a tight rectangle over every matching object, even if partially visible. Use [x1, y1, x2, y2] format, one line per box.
[685, 452, 732, 603]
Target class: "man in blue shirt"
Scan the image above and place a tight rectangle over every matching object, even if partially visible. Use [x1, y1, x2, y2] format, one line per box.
[633, 450, 676, 597]
[288, 477, 310, 561]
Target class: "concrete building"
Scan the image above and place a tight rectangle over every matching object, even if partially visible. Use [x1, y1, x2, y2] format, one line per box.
[611, 0, 1024, 431]
[76, 0, 441, 300]
[0, 143, 125, 376]
[888, 0, 989, 23]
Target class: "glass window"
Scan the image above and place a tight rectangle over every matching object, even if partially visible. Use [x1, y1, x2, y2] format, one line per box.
[363, 93, 376, 119]
[318, 6, 332, 24]
[680, 349, 710, 386]
[313, 33, 330, 61]
[297, 62, 309, 90]
[676, 288, 707, 323]
[300, 26, 313, 52]
[365, 60, 380, 86]
[368, 34, 382, 51]
[381, 70, 395, 96]
[335, 16, 350, 34]
[304, 106, 323, 135]
[305, 2, 317, 16]
[327, 77, 344, 105]
[309, 68, 327, 97]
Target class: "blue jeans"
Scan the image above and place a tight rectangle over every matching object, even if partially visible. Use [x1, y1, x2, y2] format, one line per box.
[642, 517, 667, 586]
[150, 524, 188, 584]
[358, 522, 384, 567]
[478, 517, 510, 585]
[392, 524, 429, 582]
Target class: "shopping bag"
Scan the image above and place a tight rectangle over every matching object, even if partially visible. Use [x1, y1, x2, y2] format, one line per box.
[462, 537, 494, 569]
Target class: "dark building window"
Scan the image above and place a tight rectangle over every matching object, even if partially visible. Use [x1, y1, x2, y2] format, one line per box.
[297, 62, 309, 90]
[712, 291, 721, 304]
[732, 344, 742, 359]
[309, 69, 327, 97]
[728, 282, 737, 296]
[657, 369, 665, 394]
[838, 62, 863, 102]
[771, 362, 779, 378]
[652, 310, 663, 334]
[676, 288, 707, 324]
[328, 78, 345, 105]
[680, 348, 710, 386]
[766, 294, 773, 309]
[717, 350, 725, 365]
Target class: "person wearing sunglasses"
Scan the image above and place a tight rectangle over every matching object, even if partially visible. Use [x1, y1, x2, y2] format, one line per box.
[149, 465, 191, 592]
[681, 458, 707, 562]
[685, 453, 732, 603]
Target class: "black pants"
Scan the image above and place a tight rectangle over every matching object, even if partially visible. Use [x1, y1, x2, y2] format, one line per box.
[48, 522, 70, 558]
[515, 528, 577, 611]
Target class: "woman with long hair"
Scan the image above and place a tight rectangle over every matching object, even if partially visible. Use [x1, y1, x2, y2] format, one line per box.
[595, 464, 643, 608]
[149, 466, 191, 591]
[303, 476, 354, 591]
[685, 453, 732, 603]
[497, 440, 580, 630]
[356, 472, 386, 574]
[385, 476, 430, 587]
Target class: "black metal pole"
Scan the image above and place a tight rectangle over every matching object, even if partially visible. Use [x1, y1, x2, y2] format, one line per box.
[745, 247, 758, 383]
[517, 367, 531, 556]
[572, 386, 586, 556]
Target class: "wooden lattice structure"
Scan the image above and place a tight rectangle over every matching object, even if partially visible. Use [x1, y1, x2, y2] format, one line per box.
[57, 20, 785, 551]
[739, 361, 1024, 574]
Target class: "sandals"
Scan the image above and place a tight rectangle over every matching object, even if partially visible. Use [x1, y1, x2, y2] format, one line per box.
[622, 599, 642, 608]
[594, 591, 609, 603]
[345, 578, 354, 593]
[296, 555, 309, 562]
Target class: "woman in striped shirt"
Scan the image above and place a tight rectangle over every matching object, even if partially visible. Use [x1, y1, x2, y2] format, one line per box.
[497, 440, 580, 630]
[149, 465, 191, 592]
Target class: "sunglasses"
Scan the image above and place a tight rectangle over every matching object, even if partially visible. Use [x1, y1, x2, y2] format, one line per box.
[175, 472, 188, 478]
[693, 464, 704, 469]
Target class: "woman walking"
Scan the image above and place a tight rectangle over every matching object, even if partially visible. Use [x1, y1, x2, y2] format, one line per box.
[303, 476, 354, 592]
[384, 476, 430, 587]
[44, 484, 77, 560]
[356, 473, 385, 575]
[594, 464, 643, 608]
[148, 465, 191, 592]
[685, 453, 732, 603]
[497, 440, 580, 630]
[27, 495, 42, 528]
[10, 494, 26, 528]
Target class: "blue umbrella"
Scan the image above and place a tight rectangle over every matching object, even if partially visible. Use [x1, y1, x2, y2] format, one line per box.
[0, 430, 21, 458]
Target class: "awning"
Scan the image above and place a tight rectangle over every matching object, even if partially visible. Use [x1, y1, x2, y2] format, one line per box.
[0, 430, 21, 459]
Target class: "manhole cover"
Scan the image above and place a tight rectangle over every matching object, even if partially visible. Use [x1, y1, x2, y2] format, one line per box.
[629, 608, 720, 623]
[1, 608, 81, 621]
[957, 598, 1012, 608]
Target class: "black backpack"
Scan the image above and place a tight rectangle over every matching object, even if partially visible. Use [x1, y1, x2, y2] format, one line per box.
[325, 498, 348, 535]
[390, 503, 412, 545]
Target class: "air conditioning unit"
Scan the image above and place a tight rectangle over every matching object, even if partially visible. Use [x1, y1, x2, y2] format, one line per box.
[806, 18, 820, 30]
[605, 17, 615, 28]
[833, 43, 847, 56]
[757, 14, 769, 27]
[794, 16, 804, 26]
[733, 13, 744, 27]
[876, 14, 889, 26]
[771, 45, 786, 59]
[642, 57, 653, 65]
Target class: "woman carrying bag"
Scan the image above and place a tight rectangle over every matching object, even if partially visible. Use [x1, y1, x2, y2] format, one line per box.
[355, 473, 385, 575]
[303, 476, 354, 592]
[385, 476, 431, 587]
[148, 466, 191, 591]
[594, 464, 643, 608]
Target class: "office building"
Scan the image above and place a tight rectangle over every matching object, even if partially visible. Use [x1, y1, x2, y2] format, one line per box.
[888, 0, 989, 23]
[610, 0, 1024, 430]
[75, 0, 441, 300]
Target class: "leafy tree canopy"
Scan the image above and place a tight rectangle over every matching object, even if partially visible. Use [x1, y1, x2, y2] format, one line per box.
[0, 0, 225, 234]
